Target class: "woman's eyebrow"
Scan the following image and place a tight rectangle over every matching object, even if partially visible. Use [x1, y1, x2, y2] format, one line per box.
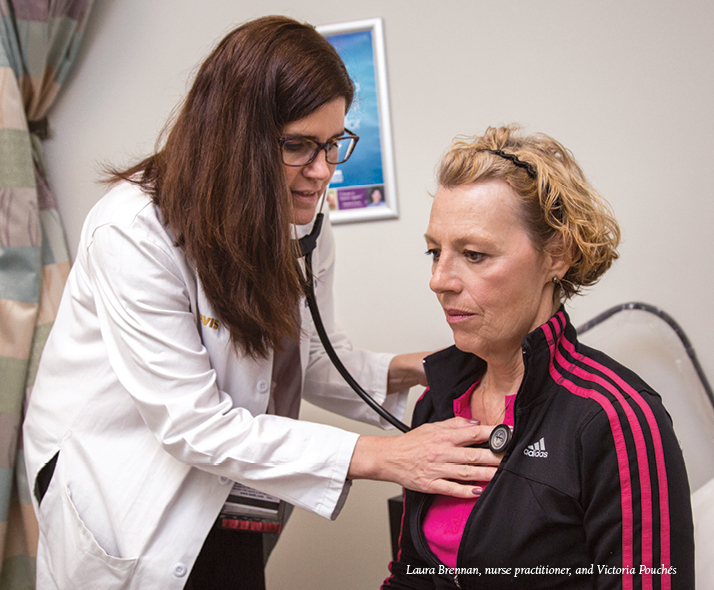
[282, 129, 346, 141]
[425, 230, 488, 246]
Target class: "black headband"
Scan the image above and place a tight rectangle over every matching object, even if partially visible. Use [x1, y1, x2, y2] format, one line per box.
[486, 148, 564, 221]
[486, 149, 537, 179]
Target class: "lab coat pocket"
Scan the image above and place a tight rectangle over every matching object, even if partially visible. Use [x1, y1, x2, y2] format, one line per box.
[39, 484, 139, 589]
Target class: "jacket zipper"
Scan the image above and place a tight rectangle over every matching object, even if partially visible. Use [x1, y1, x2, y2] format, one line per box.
[411, 494, 463, 588]
[409, 363, 528, 590]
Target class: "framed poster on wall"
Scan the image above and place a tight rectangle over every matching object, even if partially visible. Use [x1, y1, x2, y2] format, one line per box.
[318, 18, 398, 224]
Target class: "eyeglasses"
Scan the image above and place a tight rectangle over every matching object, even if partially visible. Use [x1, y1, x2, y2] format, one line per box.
[279, 129, 359, 167]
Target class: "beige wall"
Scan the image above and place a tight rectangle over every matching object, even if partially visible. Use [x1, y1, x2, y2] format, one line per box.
[43, 0, 714, 587]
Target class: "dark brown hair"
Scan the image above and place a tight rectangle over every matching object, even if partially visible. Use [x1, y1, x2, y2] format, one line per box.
[437, 125, 620, 300]
[107, 16, 354, 357]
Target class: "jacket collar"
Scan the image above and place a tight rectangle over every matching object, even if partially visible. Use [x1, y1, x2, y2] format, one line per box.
[422, 308, 574, 419]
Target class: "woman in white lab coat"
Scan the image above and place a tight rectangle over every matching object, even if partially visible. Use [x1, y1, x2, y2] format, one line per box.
[23, 16, 499, 590]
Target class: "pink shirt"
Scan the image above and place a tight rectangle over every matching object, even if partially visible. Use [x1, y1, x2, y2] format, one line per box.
[422, 384, 515, 568]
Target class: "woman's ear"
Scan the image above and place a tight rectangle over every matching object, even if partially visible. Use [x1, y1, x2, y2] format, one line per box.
[544, 234, 570, 281]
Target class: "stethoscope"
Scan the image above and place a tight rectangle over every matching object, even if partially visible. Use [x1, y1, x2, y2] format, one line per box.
[295, 201, 512, 454]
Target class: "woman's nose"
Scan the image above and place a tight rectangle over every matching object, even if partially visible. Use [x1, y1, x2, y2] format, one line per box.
[429, 256, 462, 294]
[302, 150, 333, 182]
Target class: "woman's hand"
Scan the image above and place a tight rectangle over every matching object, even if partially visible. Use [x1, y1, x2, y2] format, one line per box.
[387, 352, 431, 394]
[348, 417, 503, 497]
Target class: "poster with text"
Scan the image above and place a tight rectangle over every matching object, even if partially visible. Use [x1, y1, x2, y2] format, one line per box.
[318, 18, 398, 223]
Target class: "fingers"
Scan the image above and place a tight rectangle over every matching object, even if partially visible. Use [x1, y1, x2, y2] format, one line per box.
[392, 419, 508, 497]
[429, 479, 489, 499]
[412, 417, 497, 450]
[423, 443, 501, 470]
[386, 351, 430, 393]
[400, 458, 498, 498]
[405, 450, 499, 488]
[350, 419, 510, 498]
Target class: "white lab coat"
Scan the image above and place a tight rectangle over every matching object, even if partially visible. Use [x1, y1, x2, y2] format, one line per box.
[23, 182, 407, 590]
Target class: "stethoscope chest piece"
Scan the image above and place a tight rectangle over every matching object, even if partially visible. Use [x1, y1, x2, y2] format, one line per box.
[489, 424, 512, 454]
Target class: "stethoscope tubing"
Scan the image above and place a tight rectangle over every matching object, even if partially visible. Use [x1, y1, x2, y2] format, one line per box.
[301, 240, 411, 433]
[297, 208, 511, 451]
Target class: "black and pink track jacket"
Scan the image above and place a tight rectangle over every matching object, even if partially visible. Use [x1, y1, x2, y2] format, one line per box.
[383, 309, 694, 590]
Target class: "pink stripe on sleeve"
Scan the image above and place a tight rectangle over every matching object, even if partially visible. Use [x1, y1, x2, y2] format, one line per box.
[561, 337, 671, 590]
[542, 319, 635, 590]
[543, 314, 671, 590]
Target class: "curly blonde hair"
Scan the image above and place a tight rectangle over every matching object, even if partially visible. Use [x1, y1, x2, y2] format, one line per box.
[436, 125, 621, 300]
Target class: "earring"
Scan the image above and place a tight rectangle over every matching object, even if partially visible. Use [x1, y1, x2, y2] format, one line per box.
[552, 276, 561, 286]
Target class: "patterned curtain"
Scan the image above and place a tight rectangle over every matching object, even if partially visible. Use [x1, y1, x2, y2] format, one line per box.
[0, 0, 94, 586]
